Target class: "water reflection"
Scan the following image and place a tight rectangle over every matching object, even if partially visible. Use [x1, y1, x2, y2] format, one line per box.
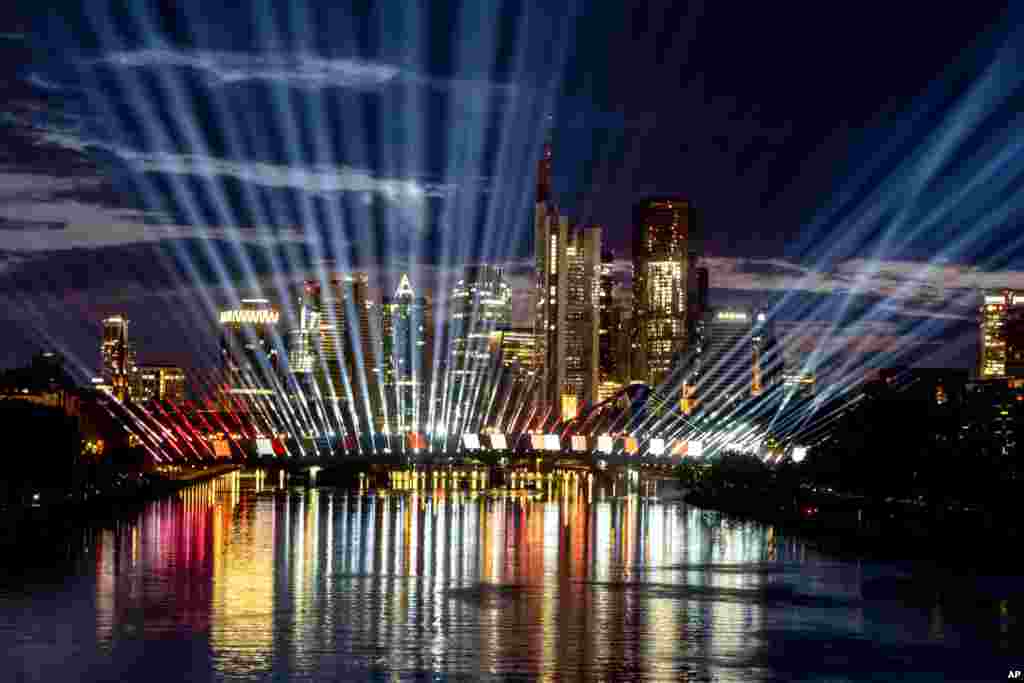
[1, 468, 1015, 681]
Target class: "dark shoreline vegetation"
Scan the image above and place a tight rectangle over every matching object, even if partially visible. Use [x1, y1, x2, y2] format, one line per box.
[681, 453, 1024, 628]
[681, 454, 1021, 566]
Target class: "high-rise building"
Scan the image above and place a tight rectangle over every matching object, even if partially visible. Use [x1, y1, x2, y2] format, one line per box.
[448, 265, 512, 432]
[563, 226, 602, 418]
[534, 192, 569, 418]
[596, 250, 629, 402]
[532, 127, 603, 421]
[101, 315, 134, 401]
[698, 308, 755, 412]
[979, 289, 1024, 379]
[491, 324, 536, 430]
[494, 325, 537, 377]
[781, 371, 817, 397]
[345, 273, 379, 429]
[299, 274, 379, 433]
[288, 281, 322, 381]
[632, 197, 696, 389]
[219, 299, 281, 394]
[136, 364, 186, 403]
[381, 274, 431, 433]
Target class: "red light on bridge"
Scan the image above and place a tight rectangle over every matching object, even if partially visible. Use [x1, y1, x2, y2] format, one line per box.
[406, 432, 427, 450]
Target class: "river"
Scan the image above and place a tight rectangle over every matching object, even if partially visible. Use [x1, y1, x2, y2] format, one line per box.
[1, 468, 1018, 681]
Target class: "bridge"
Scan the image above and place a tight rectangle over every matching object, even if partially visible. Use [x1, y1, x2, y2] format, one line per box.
[101, 380, 822, 470]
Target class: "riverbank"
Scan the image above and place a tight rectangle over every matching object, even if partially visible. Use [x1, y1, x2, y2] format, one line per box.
[685, 485, 1022, 575]
[0, 463, 240, 550]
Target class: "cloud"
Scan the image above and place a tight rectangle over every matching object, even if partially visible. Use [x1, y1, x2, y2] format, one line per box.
[109, 148, 457, 201]
[0, 172, 315, 253]
[94, 48, 518, 96]
[102, 49, 401, 90]
[703, 254, 1023, 317]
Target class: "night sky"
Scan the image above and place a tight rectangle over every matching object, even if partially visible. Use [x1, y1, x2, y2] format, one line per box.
[1, 0, 1022, 384]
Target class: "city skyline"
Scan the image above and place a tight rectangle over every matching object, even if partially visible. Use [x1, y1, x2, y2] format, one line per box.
[4, 5, 1024, 681]
[0, 1, 1022, 392]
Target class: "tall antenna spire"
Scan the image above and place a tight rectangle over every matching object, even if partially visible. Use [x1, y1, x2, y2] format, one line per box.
[537, 114, 554, 204]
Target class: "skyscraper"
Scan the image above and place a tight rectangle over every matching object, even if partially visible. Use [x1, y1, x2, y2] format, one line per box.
[597, 249, 627, 400]
[632, 197, 696, 389]
[344, 273, 379, 430]
[491, 324, 536, 431]
[288, 281, 322, 381]
[101, 315, 133, 401]
[979, 289, 1024, 378]
[219, 299, 281, 394]
[299, 273, 380, 434]
[751, 309, 774, 396]
[563, 225, 602, 418]
[534, 197, 568, 418]
[532, 126, 602, 421]
[448, 265, 512, 432]
[698, 308, 755, 412]
[136, 364, 186, 403]
[381, 274, 431, 434]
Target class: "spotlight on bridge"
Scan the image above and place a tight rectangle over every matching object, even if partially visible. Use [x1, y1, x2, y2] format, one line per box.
[571, 435, 587, 452]
[543, 434, 561, 451]
[489, 433, 507, 450]
[623, 436, 639, 455]
[407, 432, 427, 451]
[689, 440, 704, 458]
[213, 438, 232, 459]
[531, 433, 545, 451]
[256, 438, 274, 457]
[672, 440, 688, 456]
[791, 445, 808, 463]
[597, 435, 613, 454]
[462, 433, 481, 451]
[648, 438, 666, 457]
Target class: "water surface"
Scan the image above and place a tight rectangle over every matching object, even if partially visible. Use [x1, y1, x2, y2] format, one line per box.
[1, 470, 1017, 681]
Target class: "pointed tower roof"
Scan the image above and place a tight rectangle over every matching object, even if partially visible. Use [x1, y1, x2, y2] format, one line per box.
[395, 273, 415, 298]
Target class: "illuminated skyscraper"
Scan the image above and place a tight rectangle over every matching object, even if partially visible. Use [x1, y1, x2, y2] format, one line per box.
[219, 299, 281, 394]
[596, 250, 629, 401]
[698, 308, 755, 412]
[632, 197, 696, 389]
[295, 274, 379, 433]
[533, 125, 602, 420]
[750, 309, 776, 396]
[288, 281, 322, 380]
[979, 289, 1024, 378]
[494, 325, 537, 377]
[491, 324, 537, 430]
[381, 274, 431, 433]
[101, 315, 133, 401]
[344, 273, 379, 428]
[534, 188, 568, 418]
[136, 364, 186, 403]
[448, 266, 512, 432]
[563, 226, 602, 418]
